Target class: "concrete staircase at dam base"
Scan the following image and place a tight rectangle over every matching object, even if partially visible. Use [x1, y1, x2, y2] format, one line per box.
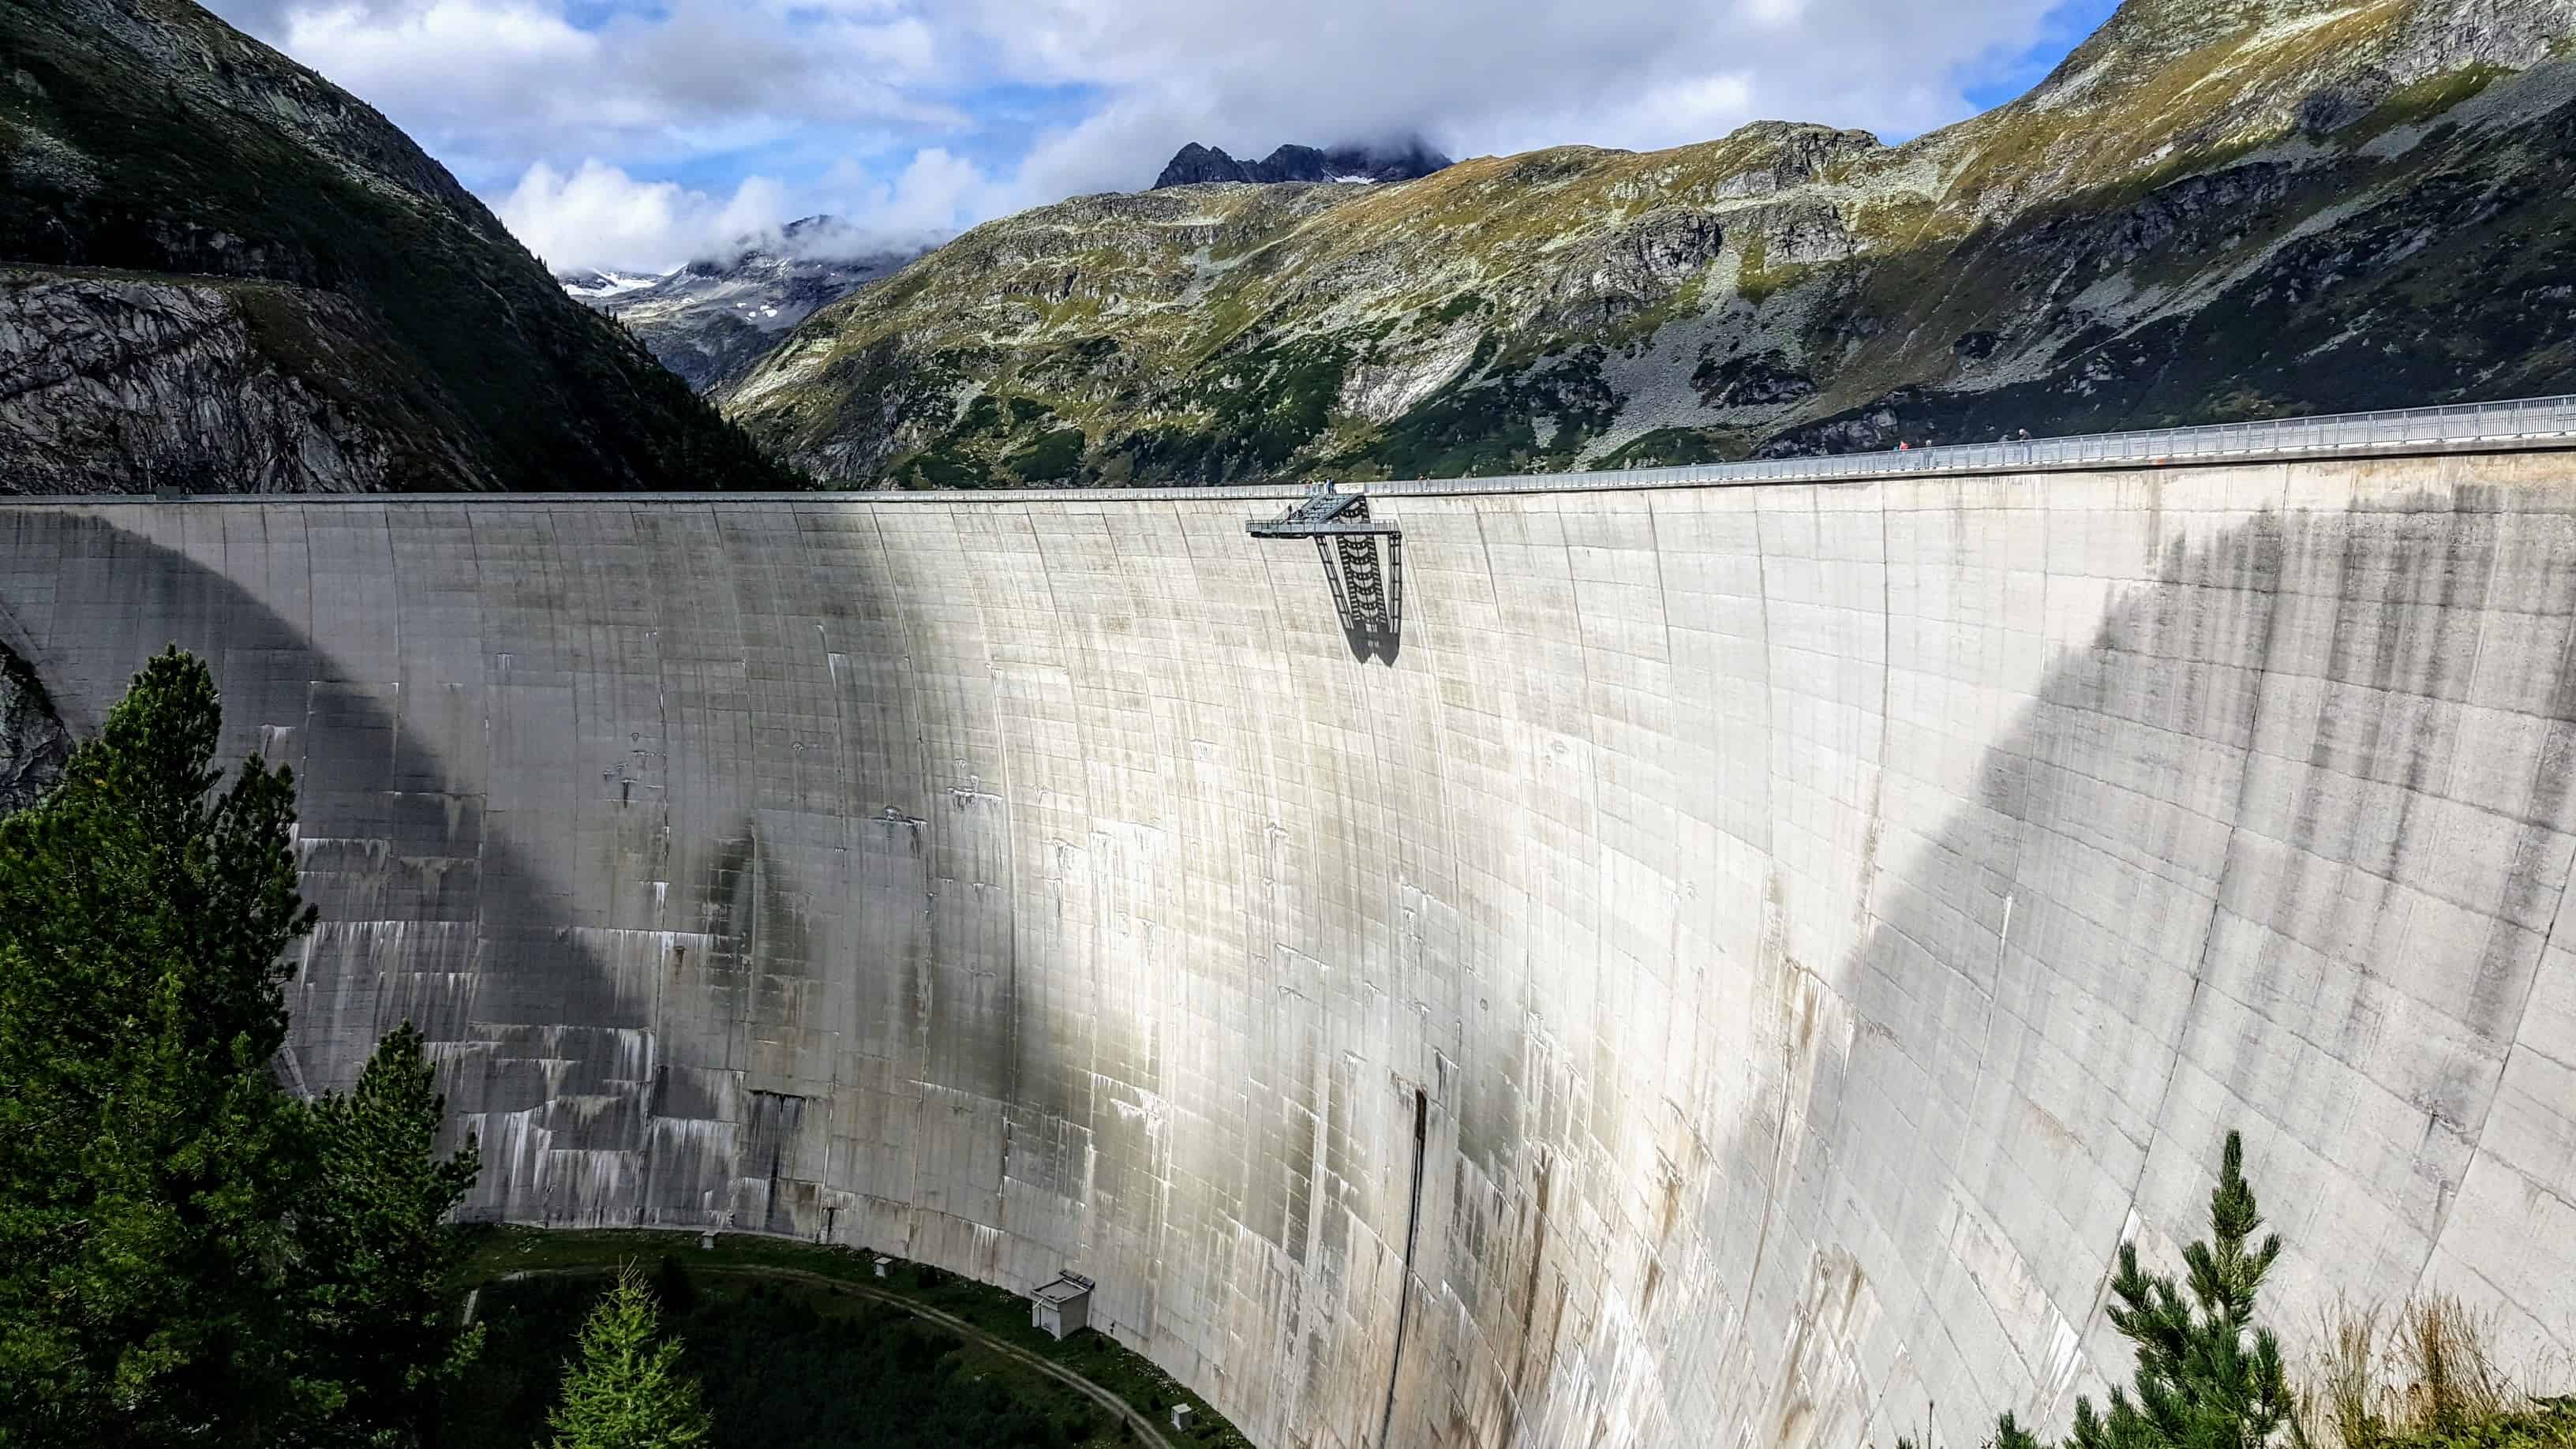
[1, 398, 2572, 1449]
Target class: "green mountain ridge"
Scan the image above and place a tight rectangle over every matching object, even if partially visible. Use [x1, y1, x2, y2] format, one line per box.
[719, 0, 2576, 487]
[0, 0, 799, 493]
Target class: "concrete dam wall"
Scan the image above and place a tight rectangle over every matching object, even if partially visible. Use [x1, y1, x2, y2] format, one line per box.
[0, 450, 2571, 1449]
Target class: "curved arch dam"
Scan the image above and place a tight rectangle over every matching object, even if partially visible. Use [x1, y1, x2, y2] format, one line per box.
[1, 450, 2571, 1449]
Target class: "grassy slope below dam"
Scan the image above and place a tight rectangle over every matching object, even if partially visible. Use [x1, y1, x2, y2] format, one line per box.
[451, 1230, 1248, 1449]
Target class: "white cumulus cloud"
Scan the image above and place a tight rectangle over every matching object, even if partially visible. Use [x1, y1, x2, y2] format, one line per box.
[822, 148, 1007, 239]
[495, 159, 788, 273]
[251, 0, 956, 185]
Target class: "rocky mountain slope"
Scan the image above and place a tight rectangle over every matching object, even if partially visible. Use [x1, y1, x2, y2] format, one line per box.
[0, 0, 799, 493]
[725, 0, 2576, 487]
[566, 217, 917, 391]
[0, 644, 67, 815]
[1153, 140, 1455, 188]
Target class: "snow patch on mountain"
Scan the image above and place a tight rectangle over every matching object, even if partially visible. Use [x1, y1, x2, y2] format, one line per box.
[556, 268, 667, 301]
[561, 217, 925, 391]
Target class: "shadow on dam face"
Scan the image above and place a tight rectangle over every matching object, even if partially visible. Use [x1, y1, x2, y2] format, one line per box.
[1354, 485, 2576, 1449]
[0, 477, 2570, 1449]
[1321, 529, 1403, 664]
[1602, 490, 2565, 1449]
[0, 507, 874, 1231]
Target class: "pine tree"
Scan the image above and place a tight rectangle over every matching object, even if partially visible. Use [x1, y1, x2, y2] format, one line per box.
[0, 647, 320, 1444]
[1993, 1129, 2295, 1449]
[547, 1267, 713, 1449]
[301, 1023, 485, 1446]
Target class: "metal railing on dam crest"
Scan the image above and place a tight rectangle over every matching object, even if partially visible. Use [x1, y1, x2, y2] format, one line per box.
[1355, 390, 2576, 496]
[883, 390, 2576, 504]
[28, 391, 2576, 505]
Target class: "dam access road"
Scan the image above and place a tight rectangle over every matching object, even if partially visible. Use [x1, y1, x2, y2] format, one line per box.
[0, 399, 2571, 1449]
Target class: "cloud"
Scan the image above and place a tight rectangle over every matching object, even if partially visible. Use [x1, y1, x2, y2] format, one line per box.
[249, 0, 956, 187]
[495, 159, 788, 272]
[822, 148, 1009, 240]
[983, 0, 2070, 201]
[211, 0, 2104, 258]
[495, 146, 1001, 271]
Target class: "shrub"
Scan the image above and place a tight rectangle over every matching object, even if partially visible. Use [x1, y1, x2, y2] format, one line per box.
[1994, 1131, 2296, 1449]
[2299, 1294, 2574, 1449]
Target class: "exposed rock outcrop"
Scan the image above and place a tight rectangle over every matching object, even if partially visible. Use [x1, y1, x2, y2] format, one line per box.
[0, 0, 800, 492]
[0, 268, 485, 493]
[0, 643, 66, 815]
[1152, 139, 1455, 188]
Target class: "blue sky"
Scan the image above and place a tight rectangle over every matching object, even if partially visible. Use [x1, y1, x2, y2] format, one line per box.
[1964, 0, 2125, 108]
[208, 0, 2137, 273]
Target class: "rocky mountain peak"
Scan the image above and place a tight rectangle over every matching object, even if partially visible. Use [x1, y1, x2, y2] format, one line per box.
[1154, 142, 1246, 187]
[1707, 121, 1886, 195]
[1151, 138, 1454, 189]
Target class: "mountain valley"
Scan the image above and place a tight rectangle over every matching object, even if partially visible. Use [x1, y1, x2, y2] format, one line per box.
[721, 0, 2576, 487]
[560, 217, 919, 392]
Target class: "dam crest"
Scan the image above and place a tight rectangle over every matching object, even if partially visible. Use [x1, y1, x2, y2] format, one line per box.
[2, 399, 2574, 1449]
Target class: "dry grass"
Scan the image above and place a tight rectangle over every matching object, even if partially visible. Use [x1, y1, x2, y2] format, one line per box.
[2299, 1295, 2573, 1449]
